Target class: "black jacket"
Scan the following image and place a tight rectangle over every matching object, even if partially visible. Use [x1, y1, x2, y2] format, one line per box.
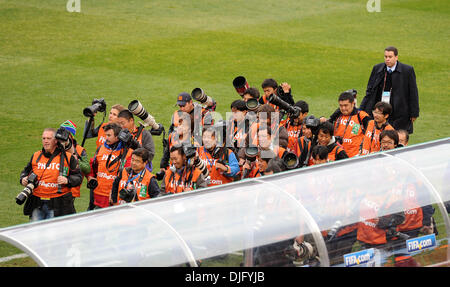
[360, 61, 419, 133]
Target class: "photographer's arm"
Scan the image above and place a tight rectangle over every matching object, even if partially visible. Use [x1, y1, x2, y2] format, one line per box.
[141, 130, 155, 163]
[148, 177, 161, 198]
[65, 155, 82, 188]
[20, 155, 34, 186]
[222, 152, 240, 177]
[110, 175, 121, 204]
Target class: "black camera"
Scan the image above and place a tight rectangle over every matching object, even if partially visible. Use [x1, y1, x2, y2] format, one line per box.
[282, 152, 299, 170]
[16, 173, 38, 205]
[244, 146, 258, 162]
[267, 93, 301, 118]
[83, 98, 106, 118]
[304, 115, 320, 136]
[183, 144, 209, 178]
[55, 126, 72, 150]
[245, 98, 259, 111]
[87, 178, 98, 190]
[118, 129, 140, 149]
[119, 186, 136, 203]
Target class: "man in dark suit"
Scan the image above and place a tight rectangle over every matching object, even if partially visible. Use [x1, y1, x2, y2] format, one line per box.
[360, 46, 419, 133]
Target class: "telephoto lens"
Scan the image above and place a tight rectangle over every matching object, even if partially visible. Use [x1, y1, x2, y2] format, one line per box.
[282, 152, 299, 170]
[245, 98, 259, 111]
[128, 100, 159, 130]
[83, 98, 106, 118]
[16, 173, 38, 205]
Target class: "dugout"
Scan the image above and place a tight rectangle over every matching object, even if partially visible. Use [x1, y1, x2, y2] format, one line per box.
[0, 138, 449, 267]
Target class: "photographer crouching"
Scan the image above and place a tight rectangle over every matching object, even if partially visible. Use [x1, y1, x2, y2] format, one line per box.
[18, 128, 82, 221]
[111, 148, 160, 205]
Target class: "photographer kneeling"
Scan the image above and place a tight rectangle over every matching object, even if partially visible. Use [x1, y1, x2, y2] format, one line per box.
[111, 148, 160, 205]
[160, 146, 208, 194]
[18, 128, 82, 221]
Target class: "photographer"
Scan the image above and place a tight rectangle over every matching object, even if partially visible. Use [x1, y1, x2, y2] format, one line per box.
[160, 113, 195, 171]
[316, 122, 349, 162]
[59, 120, 90, 201]
[290, 115, 320, 168]
[160, 146, 207, 194]
[82, 101, 126, 149]
[321, 91, 371, 158]
[18, 128, 82, 221]
[259, 79, 295, 111]
[117, 109, 155, 171]
[360, 102, 395, 155]
[280, 100, 309, 153]
[88, 123, 127, 209]
[111, 148, 160, 205]
[197, 127, 240, 187]
[169, 92, 215, 140]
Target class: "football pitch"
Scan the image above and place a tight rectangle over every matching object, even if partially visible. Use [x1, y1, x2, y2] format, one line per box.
[0, 0, 449, 266]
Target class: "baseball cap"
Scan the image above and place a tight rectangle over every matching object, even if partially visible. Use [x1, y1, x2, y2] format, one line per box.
[176, 92, 192, 106]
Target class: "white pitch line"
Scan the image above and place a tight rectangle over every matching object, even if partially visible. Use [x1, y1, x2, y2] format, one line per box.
[0, 253, 29, 263]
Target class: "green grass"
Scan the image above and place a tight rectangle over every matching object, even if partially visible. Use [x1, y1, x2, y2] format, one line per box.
[0, 0, 449, 266]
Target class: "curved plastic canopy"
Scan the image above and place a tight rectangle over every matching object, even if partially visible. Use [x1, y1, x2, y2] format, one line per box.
[0, 138, 449, 267]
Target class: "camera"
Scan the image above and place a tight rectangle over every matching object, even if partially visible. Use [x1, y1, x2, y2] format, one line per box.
[118, 129, 140, 149]
[267, 93, 301, 118]
[232, 76, 249, 97]
[55, 126, 72, 150]
[244, 146, 258, 162]
[304, 115, 320, 136]
[191, 88, 216, 108]
[83, 98, 106, 118]
[183, 144, 209, 178]
[128, 100, 161, 132]
[245, 98, 259, 111]
[119, 186, 136, 203]
[16, 173, 38, 205]
[282, 152, 299, 170]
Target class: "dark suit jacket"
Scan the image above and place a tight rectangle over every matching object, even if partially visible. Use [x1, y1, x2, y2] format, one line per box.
[360, 61, 419, 133]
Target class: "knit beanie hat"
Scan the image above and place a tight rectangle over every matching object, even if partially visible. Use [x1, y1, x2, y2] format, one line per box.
[60, 120, 77, 137]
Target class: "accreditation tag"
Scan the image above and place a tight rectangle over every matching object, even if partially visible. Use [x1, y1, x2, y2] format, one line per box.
[382, 91, 391, 103]
[351, 123, 361, 135]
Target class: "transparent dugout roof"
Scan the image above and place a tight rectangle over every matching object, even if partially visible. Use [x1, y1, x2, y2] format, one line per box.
[0, 138, 449, 267]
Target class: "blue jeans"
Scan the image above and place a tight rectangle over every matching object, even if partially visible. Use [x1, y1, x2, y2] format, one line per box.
[31, 201, 54, 221]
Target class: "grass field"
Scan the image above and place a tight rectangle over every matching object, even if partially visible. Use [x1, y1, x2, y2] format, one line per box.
[0, 0, 449, 266]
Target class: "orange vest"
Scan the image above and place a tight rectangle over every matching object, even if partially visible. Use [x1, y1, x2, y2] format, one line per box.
[96, 123, 108, 149]
[197, 147, 234, 187]
[327, 143, 345, 162]
[115, 168, 156, 204]
[357, 191, 398, 245]
[124, 126, 145, 168]
[164, 167, 202, 194]
[70, 144, 86, 198]
[31, 150, 73, 199]
[360, 120, 394, 155]
[93, 144, 124, 197]
[292, 136, 313, 166]
[396, 183, 423, 232]
[281, 119, 303, 153]
[333, 110, 369, 158]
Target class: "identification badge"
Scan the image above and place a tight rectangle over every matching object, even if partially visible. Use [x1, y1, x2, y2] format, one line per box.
[351, 123, 360, 135]
[139, 185, 147, 198]
[382, 91, 391, 103]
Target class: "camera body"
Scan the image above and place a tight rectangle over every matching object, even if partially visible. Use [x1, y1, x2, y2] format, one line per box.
[16, 172, 39, 205]
[304, 115, 320, 136]
[83, 98, 106, 118]
[118, 129, 140, 149]
[119, 186, 136, 203]
[55, 126, 72, 150]
[267, 93, 301, 118]
[182, 144, 209, 178]
[282, 152, 299, 170]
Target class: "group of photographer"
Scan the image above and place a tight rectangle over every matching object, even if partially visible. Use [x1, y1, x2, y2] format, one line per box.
[17, 45, 439, 266]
